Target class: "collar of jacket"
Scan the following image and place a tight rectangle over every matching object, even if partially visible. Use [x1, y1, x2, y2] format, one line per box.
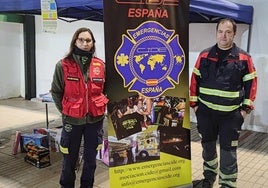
[208, 43, 239, 59]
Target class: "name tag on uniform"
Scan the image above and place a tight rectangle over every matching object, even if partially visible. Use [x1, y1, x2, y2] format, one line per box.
[92, 78, 103, 83]
[67, 76, 79, 81]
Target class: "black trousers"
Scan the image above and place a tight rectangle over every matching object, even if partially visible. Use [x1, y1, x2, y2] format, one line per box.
[196, 104, 244, 187]
[59, 119, 104, 188]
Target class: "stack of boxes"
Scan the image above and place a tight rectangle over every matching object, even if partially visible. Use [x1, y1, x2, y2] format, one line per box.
[20, 133, 48, 152]
[20, 127, 62, 168]
[24, 144, 51, 168]
[20, 132, 50, 168]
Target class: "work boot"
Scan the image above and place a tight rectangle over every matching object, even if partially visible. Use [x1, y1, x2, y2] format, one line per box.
[202, 178, 215, 188]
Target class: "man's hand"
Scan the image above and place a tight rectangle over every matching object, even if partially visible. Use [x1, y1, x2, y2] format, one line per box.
[240, 110, 247, 119]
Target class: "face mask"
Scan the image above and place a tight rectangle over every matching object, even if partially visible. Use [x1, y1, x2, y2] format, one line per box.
[73, 45, 93, 57]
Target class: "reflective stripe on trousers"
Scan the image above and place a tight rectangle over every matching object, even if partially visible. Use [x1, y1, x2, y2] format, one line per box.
[196, 103, 243, 187]
[59, 119, 104, 188]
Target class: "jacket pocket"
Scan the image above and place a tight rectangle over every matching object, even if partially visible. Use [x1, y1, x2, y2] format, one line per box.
[90, 94, 109, 116]
[62, 97, 84, 118]
[91, 81, 103, 94]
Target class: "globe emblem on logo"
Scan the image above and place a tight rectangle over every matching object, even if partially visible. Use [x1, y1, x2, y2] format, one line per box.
[114, 21, 185, 98]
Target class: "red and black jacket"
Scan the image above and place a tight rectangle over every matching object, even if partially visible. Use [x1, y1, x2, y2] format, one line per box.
[190, 43, 257, 113]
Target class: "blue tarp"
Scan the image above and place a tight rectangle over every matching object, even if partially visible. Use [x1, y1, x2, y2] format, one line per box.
[0, 0, 253, 24]
[0, 0, 103, 22]
[189, 0, 253, 24]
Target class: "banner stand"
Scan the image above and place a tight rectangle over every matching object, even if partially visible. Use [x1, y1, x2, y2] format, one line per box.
[104, 1, 191, 187]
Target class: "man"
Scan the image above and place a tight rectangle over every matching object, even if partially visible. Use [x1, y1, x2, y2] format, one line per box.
[190, 18, 257, 188]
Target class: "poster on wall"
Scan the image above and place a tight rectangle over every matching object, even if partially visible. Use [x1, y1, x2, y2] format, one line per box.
[40, 0, 57, 33]
[104, 0, 191, 187]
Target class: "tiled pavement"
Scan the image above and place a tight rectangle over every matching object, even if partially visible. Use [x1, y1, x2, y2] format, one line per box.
[0, 98, 268, 188]
[191, 126, 268, 188]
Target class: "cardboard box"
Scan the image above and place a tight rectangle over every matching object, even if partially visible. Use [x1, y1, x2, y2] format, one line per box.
[20, 133, 48, 152]
[24, 144, 51, 168]
[33, 128, 48, 135]
[49, 128, 62, 152]
[33, 127, 62, 152]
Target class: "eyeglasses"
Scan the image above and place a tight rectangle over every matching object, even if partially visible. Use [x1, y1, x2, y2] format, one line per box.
[77, 38, 93, 44]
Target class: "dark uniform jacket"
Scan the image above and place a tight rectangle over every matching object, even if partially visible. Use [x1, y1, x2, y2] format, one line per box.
[190, 43, 257, 113]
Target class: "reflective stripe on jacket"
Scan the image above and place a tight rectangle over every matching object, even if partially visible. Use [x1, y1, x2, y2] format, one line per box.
[190, 43, 257, 112]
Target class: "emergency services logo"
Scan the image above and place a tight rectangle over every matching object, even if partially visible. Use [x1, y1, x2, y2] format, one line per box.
[114, 21, 185, 98]
[64, 124, 72, 133]
[93, 67, 101, 75]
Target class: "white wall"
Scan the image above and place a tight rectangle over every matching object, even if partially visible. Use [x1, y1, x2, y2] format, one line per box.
[0, 17, 105, 99]
[235, 0, 268, 133]
[0, 0, 267, 132]
[0, 22, 24, 99]
[34, 16, 105, 95]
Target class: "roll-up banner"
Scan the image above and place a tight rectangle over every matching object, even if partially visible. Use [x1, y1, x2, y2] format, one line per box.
[103, 1, 191, 187]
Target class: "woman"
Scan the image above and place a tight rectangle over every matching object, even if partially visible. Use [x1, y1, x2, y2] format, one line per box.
[51, 27, 108, 188]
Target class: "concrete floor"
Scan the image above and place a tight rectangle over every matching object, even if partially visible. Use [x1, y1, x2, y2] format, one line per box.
[0, 97, 268, 188]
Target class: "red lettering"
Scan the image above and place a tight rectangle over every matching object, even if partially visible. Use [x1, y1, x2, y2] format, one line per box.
[155, 8, 163, 18]
[135, 9, 142, 17]
[147, 9, 155, 17]
[162, 10, 168, 18]
[142, 9, 149, 17]
[127, 8, 169, 18]
[116, 0, 179, 6]
[128, 8, 135, 17]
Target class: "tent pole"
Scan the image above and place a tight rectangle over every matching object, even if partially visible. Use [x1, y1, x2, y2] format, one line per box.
[24, 15, 36, 100]
[247, 24, 252, 53]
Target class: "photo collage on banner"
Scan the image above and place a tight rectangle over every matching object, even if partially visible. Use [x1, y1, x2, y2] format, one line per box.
[104, 1, 191, 187]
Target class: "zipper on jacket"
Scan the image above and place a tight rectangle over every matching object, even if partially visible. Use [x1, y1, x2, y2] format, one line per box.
[85, 83, 89, 116]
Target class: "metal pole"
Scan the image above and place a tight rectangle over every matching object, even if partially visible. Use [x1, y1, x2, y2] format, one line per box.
[46, 103, 49, 129]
